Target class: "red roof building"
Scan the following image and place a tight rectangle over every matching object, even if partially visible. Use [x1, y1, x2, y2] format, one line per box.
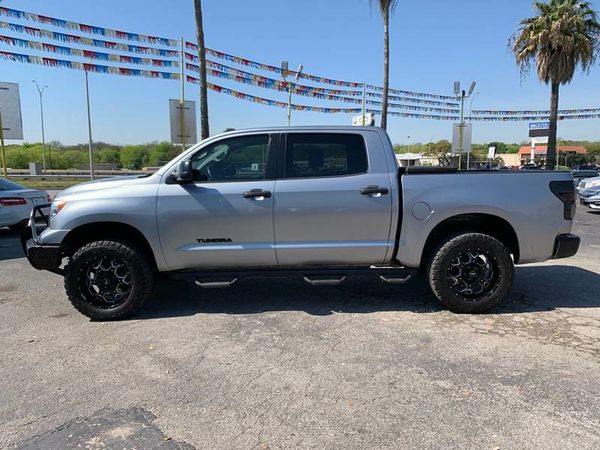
[518, 145, 587, 156]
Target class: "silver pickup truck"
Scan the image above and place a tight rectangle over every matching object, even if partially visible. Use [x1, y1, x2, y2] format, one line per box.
[21, 126, 580, 320]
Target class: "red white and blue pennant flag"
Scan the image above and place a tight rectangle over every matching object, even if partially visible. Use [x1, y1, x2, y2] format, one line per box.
[0, 34, 178, 67]
[0, 50, 179, 79]
[0, 21, 179, 58]
[473, 108, 600, 115]
[0, 6, 178, 47]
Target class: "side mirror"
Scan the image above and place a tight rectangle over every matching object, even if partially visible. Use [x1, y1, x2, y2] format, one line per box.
[173, 160, 193, 183]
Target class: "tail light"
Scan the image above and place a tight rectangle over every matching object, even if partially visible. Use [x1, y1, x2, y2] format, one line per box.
[549, 181, 576, 220]
[0, 197, 28, 206]
[47, 193, 52, 202]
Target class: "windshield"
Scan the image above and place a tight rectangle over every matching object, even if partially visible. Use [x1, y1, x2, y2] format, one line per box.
[0, 179, 26, 191]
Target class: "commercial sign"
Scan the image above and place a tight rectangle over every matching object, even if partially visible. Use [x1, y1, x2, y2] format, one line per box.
[529, 122, 550, 129]
[169, 99, 197, 146]
[0, 82, 24, 140]
[352, 112, 375, 126]
[451, 123, 472, 153]
[529, 121, 550, 138]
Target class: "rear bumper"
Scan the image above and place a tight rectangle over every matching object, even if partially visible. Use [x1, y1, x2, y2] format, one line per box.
[20, 204, 64, 275]
[552, 233, 580, 259]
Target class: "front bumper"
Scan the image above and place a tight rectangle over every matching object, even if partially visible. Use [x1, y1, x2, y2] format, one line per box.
[552, 233, 580, 259]
[20, 204, 64, 275]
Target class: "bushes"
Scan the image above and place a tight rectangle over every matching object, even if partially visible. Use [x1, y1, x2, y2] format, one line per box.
[3, 141, 182, 170]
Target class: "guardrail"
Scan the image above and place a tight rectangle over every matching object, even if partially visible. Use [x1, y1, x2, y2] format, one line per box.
[6, 169, 157, 178]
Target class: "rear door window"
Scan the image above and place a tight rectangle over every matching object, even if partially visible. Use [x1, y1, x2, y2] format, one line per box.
[285, 133, 368, 178]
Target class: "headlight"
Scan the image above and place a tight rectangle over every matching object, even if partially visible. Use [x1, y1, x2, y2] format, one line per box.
[50, 200, 67, 219]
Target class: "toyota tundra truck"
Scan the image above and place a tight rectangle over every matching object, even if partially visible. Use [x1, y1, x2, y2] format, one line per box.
[20, 126, 580, 320]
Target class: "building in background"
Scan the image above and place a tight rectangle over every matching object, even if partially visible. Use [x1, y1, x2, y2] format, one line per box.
[518, 145, 587, 166]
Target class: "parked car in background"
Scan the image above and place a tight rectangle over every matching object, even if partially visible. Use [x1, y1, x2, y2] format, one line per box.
[579, 185, 600, 209]
[0, 179, 50, 231]
[520, 163, 540, 170]
[573, 165, 599, 171]
[572, 170, 600, 188]
[577, 175, 600, 193]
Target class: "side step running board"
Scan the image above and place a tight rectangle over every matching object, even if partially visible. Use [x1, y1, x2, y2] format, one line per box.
[195, 278, 238, 288]
[379, 274, 412, 285]
[303, 276, 346, 286]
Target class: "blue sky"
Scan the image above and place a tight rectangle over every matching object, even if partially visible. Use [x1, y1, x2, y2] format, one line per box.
[1, 0, 599, 146]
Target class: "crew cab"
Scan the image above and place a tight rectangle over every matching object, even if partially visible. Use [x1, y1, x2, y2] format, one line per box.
[21, 126, 580, 320]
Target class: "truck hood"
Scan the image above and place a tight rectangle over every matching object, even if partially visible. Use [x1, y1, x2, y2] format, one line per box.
[57, 175, 146, 198]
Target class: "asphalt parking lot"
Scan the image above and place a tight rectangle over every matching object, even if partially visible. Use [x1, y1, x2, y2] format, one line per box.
[1, 208, 599, 449]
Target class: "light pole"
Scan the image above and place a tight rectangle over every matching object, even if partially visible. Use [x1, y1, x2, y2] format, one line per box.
[468, 91, 479, 121]
[407, 135, 411, 153]
[453, 81, 477, 170]
[32, 81, 48, 171]
[466, 92, 479, 169]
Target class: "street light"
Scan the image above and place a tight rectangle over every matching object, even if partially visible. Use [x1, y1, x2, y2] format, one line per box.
[453, 80, 477, 170]
[32, 81, 48, 171]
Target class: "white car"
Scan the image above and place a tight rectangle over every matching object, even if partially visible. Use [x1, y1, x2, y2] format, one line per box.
[577, 175, 600, 194]
[580, 188, 600, 210]
[0, 179, 50, 231]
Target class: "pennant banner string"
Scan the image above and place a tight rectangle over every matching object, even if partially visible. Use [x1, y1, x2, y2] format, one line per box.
[0, 49, 179, 79]
[0, 6, 178, 47]
[0, 20, 179, 58]
[473, 108, 600, 115]
[197, 65, 461, 113]
[2, 47, 599, 121]
[0, 34, 178, 67]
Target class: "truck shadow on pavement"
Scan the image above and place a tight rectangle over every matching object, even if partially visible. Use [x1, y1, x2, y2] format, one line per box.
[137, 265, 600, 319]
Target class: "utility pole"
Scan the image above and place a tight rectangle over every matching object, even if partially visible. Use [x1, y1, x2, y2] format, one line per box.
[32, 81, 48, 172]
[0, 110, 6, 178]
[282, 61, 303, 126]
[179, 37, 186, 148]
[362, 82, 366, 124]
[453, 81, 477, 170]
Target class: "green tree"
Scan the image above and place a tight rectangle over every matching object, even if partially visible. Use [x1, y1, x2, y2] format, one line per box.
[120, 145, 149, 170]
[370, 0, 399, 130]
[511, 0, 600, 169]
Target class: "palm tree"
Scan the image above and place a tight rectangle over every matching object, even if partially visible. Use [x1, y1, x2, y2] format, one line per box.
[194, 0, 210, 140]
[512, 0, 600, 169]
[370, 0, 399, 130]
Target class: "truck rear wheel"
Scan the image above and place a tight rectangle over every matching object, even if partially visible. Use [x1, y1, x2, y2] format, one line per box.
[64, 240, 154, 320]
[428, 233, 514, 313]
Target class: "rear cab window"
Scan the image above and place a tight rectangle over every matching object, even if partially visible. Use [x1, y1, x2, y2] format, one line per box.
[284, 133, 368, 179]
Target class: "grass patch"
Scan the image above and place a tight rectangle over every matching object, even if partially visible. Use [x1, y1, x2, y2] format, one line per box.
[8, 177, 88, 190]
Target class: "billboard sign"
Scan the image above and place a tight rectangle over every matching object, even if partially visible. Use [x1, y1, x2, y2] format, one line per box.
[0, 82, 24, 140]
[169, 99, 197, 146]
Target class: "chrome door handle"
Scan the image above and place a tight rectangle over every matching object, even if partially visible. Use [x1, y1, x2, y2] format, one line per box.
[243, 189, 272, 199]
[360, 185, 389, 196]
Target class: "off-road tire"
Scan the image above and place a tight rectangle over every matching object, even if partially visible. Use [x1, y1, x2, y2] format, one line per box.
[428, 233, 514, 313]
[64, 240, 154, 320]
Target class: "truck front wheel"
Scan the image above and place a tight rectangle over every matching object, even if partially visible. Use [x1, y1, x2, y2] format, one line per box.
[428, 233, 514, 313]
[64, 240, 154, 320]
